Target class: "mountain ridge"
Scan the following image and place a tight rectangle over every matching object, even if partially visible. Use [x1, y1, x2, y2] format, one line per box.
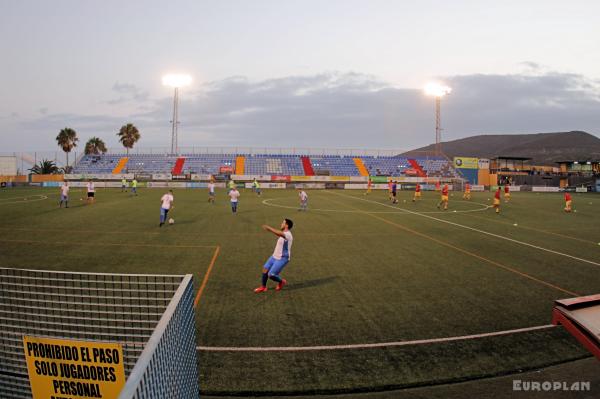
[403, 131, 600, 165]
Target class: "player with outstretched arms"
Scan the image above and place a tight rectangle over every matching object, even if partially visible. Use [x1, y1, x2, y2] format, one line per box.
[254, 219, 294, 293]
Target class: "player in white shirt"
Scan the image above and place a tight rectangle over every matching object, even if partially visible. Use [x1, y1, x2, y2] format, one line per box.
[59, 181, 70, 208]
[298, 189, 308, 211]
[86, 180, 95, 204]
[159, 190, 174, 227]
[228, 188, 240, 213]
[207, 181, 216, 204]
[254, 218, 294, 293]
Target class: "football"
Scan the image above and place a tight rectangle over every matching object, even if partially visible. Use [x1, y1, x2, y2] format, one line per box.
[168, 218, 175, 225]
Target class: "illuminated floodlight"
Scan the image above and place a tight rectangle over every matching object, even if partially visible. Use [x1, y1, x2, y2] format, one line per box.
[424, 82, 452, 155]
[162, 74, 192, 88]
[163, 74, 192, 154]
[424, 82, 452, 97]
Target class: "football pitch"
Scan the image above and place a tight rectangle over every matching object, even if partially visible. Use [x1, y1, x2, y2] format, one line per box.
[1, 186, 599, 395]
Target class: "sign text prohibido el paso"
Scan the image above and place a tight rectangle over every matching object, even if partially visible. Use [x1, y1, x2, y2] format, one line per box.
[23, 336, 125, 399]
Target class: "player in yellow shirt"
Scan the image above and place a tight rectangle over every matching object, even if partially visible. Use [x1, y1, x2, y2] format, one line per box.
[130, 179, 138, 196]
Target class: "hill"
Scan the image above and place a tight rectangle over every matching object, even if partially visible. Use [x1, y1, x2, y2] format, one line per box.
[404, 131, 600, 165]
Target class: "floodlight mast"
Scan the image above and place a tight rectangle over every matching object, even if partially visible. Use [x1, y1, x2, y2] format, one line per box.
[424, 83, 452, 155]
[162, 74, 192, 155]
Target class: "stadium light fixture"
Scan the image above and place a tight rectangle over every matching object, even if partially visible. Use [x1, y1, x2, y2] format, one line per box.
[162, 74, 192, 154]
[424, 82, 452, 97]
[424, 82, 452, 155]
[162, 74, 192, 88]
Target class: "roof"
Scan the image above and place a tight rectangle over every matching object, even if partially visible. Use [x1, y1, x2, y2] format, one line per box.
[492, 156, 532, 161]
[555, 160, 600, 164]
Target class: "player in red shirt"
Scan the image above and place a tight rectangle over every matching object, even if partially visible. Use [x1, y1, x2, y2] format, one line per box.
[412, 183, 422, 202]
[437, 184, 449, 210]
[504, 185, 511, 202]
[564, 192, 572, 212]
[492, 187, 501, 214]
[365, 177, 372, 195]
[463, 182, 471, 200]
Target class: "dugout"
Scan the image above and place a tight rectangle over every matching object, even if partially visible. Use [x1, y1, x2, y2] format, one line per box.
[556, 160, 600, 189]
[491, 157, 562, 186]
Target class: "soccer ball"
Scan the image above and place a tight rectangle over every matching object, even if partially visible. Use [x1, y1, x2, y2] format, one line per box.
[168, 218, 175, 225]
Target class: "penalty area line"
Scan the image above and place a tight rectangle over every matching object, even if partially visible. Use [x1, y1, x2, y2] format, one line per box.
[323, 193, 579, 296]
[334, 192, 600, 269]
[196, 324, 555, 352]
[194, 245, 221, 309]
[0, 239, 215, 249]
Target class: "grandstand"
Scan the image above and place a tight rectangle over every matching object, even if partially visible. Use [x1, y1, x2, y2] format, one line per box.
[73, 152, 460, 178]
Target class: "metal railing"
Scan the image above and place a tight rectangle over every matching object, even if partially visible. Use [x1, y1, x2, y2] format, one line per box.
[118, 275, 199, 399]
[0, 268, 198, 399]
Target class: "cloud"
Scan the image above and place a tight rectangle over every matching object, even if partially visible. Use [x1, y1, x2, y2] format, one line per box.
[6, 70, 600, 151]
[108, 82, 149, 105]
[136, 70, 600, 149]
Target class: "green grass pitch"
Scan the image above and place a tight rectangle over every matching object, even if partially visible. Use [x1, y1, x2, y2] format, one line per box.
[1, 186, 598, 395]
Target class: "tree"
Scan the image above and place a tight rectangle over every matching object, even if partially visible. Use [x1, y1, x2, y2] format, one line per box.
[29, 159, 60, 175]
[117, 123, 140, 155]
[56, 127, 79, 171]
[84, 137, 108, 155]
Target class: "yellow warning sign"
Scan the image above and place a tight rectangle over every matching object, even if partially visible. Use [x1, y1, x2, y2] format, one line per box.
[23, 336, 125, 399]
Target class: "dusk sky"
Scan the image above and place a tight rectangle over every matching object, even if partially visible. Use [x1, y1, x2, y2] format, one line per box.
[1, 0, 599, 152]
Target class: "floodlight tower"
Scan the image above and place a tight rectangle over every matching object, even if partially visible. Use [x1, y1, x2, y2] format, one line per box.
[424, 83, 452, 155]
[162, 74, 192, 154]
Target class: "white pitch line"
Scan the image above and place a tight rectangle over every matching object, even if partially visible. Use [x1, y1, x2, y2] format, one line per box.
[197, 324, 555, 352]
[262, 198, 490, 215]
[333, 192, 600, 268]
[0, 195, 48, 205]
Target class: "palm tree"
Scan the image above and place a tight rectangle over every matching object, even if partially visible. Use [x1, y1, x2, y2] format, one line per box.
[117, 123, 140, 155]
[29, 159, 60, 175]
[84, 137, 108, 155]
[56, 127, 78, 171]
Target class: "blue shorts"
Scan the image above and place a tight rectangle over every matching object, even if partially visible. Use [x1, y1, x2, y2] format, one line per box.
[263, 256, 289, 276]
[61, 195, 68, 201]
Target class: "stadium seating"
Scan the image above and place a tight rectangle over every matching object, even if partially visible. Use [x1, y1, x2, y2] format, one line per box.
[172, 157, 186, 175]
[74, 153, 459, 178]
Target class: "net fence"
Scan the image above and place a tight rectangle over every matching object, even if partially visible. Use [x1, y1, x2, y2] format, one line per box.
[0, 267, 198, 398]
